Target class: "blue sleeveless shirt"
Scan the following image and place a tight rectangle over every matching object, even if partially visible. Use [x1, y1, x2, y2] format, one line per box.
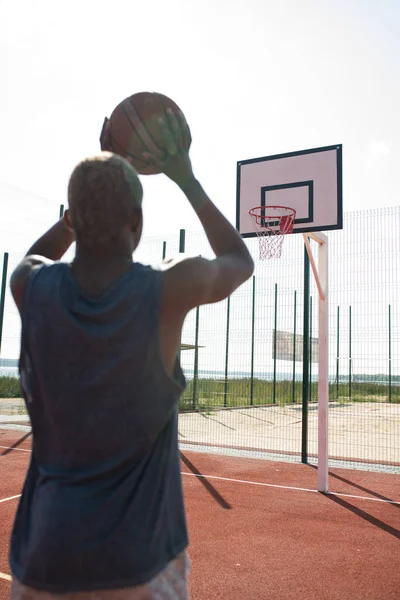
[10, 261, 188, 592]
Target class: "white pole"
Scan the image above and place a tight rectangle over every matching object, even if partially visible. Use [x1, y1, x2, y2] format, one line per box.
[318, 238, 329, 492]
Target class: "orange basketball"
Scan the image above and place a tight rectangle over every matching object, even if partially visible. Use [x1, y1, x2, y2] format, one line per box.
[99, 92, 191, 175]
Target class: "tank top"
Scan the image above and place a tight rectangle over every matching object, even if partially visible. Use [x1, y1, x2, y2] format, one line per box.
[9, 261, 188, 593]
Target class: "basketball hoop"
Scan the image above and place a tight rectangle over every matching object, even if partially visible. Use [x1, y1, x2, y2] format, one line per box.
[249, 206, 296, 260]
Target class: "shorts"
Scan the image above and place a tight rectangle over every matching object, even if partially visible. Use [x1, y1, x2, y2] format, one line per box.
[10, 551, 190, 600]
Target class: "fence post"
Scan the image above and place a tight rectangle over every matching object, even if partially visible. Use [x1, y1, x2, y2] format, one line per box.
[388, 304, 392, 403]
[250, 276, 256, 406]
[273, 283, 278, 405]
[224, 296, 231, 407]
[177, 230, 186, 364]
[162, 241, 167, 260]
[302, 242, 310, 464]
[0, 252, 9, 357]
[309, 295, 313, 402]
[59, 204, 64, 218]
[193, 306, 200, 409]
[292, 290, 297, 403]
[336, 306, 340, 399]
[349, 305, 352, 400]
[179, 229, 185, 254]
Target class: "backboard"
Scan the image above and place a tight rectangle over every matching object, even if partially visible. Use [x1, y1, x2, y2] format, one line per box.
[236, 144, 343, 237]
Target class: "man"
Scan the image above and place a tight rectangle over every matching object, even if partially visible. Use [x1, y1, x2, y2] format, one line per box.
[9, 111, 254, 598]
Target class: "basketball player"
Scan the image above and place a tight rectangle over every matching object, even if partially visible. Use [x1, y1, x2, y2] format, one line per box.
[8, 113, 254, 599]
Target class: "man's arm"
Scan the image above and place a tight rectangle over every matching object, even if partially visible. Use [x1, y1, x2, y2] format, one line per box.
[143, 111, 254, 316]
[10, 213, 74, 313]
[162, 179, 254, 311]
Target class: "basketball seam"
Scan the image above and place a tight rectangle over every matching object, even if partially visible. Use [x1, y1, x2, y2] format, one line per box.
[122, 99, 166, 158]
[110, 135, 148, 168]
[121, 102, 152, 155]
[129, 96, 164, 153]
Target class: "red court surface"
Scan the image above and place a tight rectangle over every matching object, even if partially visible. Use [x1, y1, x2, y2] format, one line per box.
[1, 428, 399, 599]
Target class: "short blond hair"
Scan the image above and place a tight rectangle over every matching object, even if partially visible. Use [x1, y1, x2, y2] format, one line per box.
[68, 152, 143, 247]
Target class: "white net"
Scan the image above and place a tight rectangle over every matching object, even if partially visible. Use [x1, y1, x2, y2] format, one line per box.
[249, 206, 296, 260]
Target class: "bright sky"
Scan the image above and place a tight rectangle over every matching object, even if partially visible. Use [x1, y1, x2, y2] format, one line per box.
[1, 0, 399, 255]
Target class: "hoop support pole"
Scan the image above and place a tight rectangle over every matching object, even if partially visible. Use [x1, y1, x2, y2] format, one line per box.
[303, 232, 329, 493]
[303, 234, 325, 301]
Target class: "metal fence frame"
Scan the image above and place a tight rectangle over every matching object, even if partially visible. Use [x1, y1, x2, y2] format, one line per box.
[1, 205, 399, 472]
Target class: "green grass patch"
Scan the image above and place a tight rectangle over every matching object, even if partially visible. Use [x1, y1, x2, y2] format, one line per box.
[179, 378, 399, 411]
[0, 376, 21, 399]
[1, 375, 398, 406]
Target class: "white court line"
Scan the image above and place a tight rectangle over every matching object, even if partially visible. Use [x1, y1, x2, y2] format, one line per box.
[0, 571, 12, 582]
[328, 491, 400, 505]
[0, 445, 30, 453]
[182, 472, 400, 505]
[2, 476, 398, 506]
[1, 444, 399, 506]
[0, 494, 21, 504]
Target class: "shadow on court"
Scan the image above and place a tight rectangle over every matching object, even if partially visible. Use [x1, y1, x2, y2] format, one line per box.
[180, 451, 232, 510]
[322, 493, 400, 539]
[328, 471, 400, 508]
[0, 432, 31, 456]
[309, 463, 399, 507]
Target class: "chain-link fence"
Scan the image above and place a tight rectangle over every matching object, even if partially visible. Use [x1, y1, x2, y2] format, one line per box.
[1, 197, 399, 472]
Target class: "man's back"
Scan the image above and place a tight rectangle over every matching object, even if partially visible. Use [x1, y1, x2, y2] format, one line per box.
[9, 133, 253, 598]
[11, 261, 188, 592]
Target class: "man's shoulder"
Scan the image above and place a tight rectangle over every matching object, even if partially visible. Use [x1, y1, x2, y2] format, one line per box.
[151, 253, 200, 273]
[10, 256, 64, 313]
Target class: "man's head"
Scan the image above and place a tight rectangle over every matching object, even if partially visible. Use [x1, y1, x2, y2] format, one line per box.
[67, 152, 143, 254]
